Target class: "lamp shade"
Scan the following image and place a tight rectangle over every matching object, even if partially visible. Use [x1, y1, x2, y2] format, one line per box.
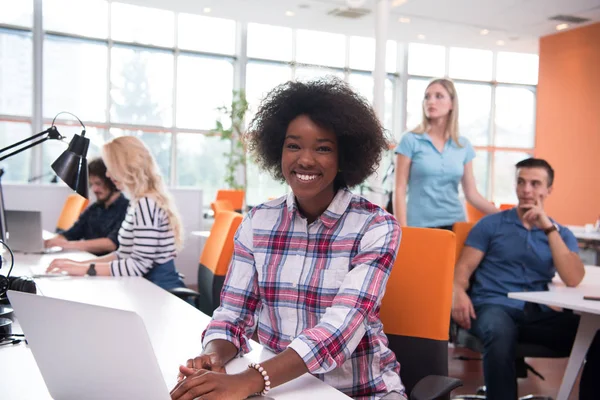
[51, 133, 90, 199]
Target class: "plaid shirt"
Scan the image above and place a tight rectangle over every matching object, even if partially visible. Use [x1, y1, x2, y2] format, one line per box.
[203, 188, 406, 399]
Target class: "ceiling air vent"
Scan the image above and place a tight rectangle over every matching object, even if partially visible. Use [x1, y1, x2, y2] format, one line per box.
[327, 7, 371, 19]
[549, 15, 590, 24]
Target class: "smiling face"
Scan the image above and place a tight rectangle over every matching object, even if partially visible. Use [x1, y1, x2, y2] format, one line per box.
[423, 82, 453, 120]
[281, 115, 339, 218]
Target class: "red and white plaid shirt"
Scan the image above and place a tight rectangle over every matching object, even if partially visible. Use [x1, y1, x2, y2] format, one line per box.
[203, 188, 406, 399]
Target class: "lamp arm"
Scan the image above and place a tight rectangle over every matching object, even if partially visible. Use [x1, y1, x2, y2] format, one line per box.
[0, 126, 63, 162]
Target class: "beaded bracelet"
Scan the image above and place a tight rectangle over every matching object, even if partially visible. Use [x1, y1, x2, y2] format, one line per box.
[248, 362, 271, 395]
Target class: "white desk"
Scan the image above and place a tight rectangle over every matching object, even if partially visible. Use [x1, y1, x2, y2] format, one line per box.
[1, 252, 350, 400]
[509, 265, 600, 400]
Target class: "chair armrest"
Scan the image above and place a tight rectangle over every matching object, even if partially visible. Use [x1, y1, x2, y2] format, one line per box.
[168, 287, 201, 300]
[410, 375, 463, 400]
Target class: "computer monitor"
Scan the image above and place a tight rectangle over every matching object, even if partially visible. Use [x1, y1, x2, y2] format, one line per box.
[0, 169, 7, 243]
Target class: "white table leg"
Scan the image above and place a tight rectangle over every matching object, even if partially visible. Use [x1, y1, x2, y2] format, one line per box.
[557, 313, 600, 400]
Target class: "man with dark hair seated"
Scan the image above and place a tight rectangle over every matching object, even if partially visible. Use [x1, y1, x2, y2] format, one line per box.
[44, 158, 129, 256]
[452, 157, 599, 400]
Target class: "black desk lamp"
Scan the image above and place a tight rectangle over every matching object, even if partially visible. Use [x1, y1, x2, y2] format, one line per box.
[0, 112, 90, 199]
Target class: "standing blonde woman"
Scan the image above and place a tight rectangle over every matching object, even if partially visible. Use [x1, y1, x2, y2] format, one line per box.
[394, 78, 497, 229]
[47, 136, 185, 290]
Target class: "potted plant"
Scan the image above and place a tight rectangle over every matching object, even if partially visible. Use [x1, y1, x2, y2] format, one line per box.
[212, 90, 249, 209]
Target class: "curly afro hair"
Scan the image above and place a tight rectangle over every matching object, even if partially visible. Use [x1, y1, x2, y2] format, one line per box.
[245, 77, 390, 188]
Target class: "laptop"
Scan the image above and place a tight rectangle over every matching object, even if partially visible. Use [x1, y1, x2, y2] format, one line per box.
[7, 290, 171, 400]
[5, 210, 61, 253]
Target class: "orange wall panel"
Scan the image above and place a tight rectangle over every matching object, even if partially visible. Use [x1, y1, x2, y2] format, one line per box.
[536, 22, 600, 225]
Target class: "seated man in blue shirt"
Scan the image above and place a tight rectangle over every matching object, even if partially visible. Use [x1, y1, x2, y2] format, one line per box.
[452, 158, 599, 400]
[44, 158, 129, 256]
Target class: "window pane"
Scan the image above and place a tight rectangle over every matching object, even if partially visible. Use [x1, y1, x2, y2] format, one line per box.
[177, 55, 233, 130]
[493, 151, 531, 204]
[247, 23, 292, 62]
[44, 0, 108, 38]
[386, 40, 397, 73]
[406, 78, 429, 131]
[110, 46, 174, 127]
[408, 43, 445, 77]
[108, 128, 171, 182]
[349, 37, 398, 73]
[349, 36, 374, 71]
[176, 133, 230, 204]
[472, 150, 489, 198]
[496, 52, 539, 85]
[44, 36, 108, 122]
[295, 66, 344, 82]
[0, 30, 32, 116]
[449, 47, 493, 81]
[178, 14, 235, 55]
[348, 73, 395, 135]
[246, 158, 288, 207]
[111, 2, 174, 47]
[0, 0, 32, 27]
[296, 29, 345, 68]
[0, 122, 31, 182]
[494, 86, 536, 148]
[42, 125, 105, 182]
[246, 62, 292, 120]
[455, 82, 491, 146]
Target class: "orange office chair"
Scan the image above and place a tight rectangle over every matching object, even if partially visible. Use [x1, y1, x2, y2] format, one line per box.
[170, 211, 243, 316]
[499, 203, 515, 211]
[210, 199, 234, 217]
[216, 189, 245, 213]
[465, 202, 487, 224]
[380, 227, 462, 399]
[452, 222, 475, 263]
[55, 193, 89, 233]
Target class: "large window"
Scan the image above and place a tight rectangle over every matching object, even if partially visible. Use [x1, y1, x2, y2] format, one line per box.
[0, 1, 539, 210]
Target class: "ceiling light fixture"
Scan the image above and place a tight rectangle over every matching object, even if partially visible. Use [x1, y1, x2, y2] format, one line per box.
[285, 10, 295, 17]
[399, 17, 410, 23]
[391, 0, 408, 7]
[496, 40, 505, 46]
[418, 34, 426, 40]
[556, 23, 569, 31]
[203, 7, 211, 13]
[480, 29, 489, 35]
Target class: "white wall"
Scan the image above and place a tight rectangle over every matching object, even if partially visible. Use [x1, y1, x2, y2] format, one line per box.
[3, 183, 204, 285]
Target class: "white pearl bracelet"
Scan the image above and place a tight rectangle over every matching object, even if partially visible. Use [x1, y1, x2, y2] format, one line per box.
[248, 362, 271, 395]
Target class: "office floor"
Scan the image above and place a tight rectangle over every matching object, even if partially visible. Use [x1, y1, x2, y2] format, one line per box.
[449, 345, 580, 399]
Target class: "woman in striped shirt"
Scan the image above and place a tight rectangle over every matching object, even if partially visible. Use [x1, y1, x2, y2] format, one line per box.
[47, 136, 185, 291]
[171, 78, 406, 400]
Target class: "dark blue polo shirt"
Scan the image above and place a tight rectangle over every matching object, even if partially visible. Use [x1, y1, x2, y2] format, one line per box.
[465, 208, 579, 310]
[62, 193, 129, 252]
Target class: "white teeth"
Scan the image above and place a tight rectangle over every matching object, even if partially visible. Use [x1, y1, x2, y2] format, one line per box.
[296, 173, 317, 181]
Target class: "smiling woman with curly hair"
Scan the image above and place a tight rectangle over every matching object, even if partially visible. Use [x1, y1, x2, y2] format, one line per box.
[173, 78, 407, 400]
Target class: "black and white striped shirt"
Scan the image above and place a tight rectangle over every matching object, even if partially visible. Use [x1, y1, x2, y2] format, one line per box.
[110, 197, 177, 277]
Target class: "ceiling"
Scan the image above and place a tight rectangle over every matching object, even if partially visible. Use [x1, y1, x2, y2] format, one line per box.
[123, 0, 600, 53]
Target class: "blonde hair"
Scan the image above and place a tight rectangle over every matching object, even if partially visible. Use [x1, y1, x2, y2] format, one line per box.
[412, 78, 462, 147]
[102, 136, 184, 250]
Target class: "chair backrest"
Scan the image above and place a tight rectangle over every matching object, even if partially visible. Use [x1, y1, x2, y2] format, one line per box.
[380, 227, 456, 396]
[55, 194, 89, 233]
[197, 210, 243, 316]
[216, 189, 245, 212]
[210, 199, 234, 217]
[452, 222, 475, 263]
[499, 203, 515, 211]
[465, 202, 486, 223]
